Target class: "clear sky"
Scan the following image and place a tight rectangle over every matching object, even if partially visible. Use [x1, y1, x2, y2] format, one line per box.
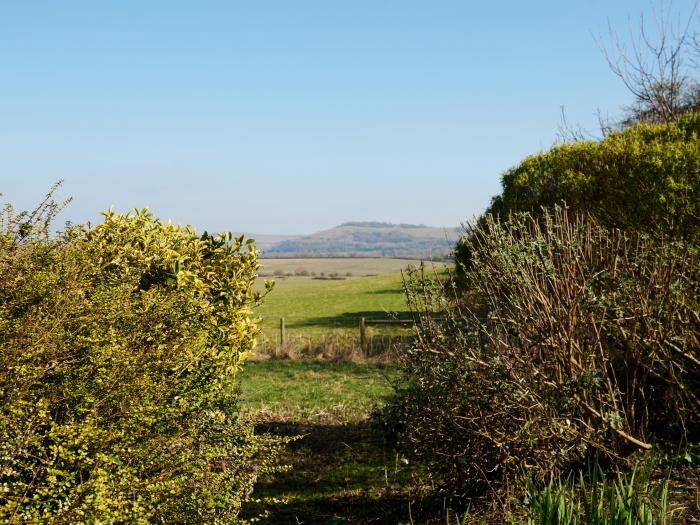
[1, 1, 696, 234]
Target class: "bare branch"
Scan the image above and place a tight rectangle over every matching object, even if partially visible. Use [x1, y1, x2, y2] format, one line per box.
[556, 106, 594, 143]
[599, 1, 699, 127]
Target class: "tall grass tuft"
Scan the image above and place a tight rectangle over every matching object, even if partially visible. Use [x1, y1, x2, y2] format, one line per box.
[524, 464, 672, 525]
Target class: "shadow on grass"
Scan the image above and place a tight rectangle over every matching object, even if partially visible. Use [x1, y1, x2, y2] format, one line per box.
[249, 493, 416, 525]
[254, 421, 378, 450]
[289, 311, 415, 330]
[244, 421, 445, 524]
[366, 288, 407, 295]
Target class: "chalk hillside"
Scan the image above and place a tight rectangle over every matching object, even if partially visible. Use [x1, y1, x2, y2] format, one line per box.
[252, 221, 459, 259]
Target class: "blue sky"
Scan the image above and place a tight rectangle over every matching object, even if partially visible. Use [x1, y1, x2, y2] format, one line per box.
[1, 1, 695, 234]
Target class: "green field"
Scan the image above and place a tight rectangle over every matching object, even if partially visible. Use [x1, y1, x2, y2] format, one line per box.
[239, 360, 399, 424]
[254, 269, 415, 339]
[258, 257, 440, 278]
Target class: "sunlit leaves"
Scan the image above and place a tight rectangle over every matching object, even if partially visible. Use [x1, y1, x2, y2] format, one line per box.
[0, 203, 284, 523]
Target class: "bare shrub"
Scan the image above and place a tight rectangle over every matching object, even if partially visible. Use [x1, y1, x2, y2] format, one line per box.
[384, 208, 699, 497]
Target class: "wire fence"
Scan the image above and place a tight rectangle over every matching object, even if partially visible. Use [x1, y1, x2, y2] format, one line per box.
[256, 332, 412, 360]
[255, 315, 489, 360]
[256, 316, 419, 359]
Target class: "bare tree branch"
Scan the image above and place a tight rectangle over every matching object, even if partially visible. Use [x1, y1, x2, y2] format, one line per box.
[556, 106, 593, 143]
[598, 1, 699, 127]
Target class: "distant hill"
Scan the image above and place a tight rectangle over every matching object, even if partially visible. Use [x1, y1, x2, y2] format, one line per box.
[243, 233, 302, 251]
[256, 222, 459, 259]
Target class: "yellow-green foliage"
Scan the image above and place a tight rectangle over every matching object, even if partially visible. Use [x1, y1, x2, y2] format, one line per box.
[0, 202, 282, 523]
[487, 113, 700, 239]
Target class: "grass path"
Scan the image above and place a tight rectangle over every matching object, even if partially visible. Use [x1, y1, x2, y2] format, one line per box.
[238, 360, 436, 524]
[239, 360, 399, 424]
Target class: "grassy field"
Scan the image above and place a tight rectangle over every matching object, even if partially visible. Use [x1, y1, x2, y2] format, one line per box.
[238, 360, 436, 524]
[254, 271, 415, 340]
[239, 360, 400, 424]
[238, 262, 450, 522]
[258, 257, 440, 278]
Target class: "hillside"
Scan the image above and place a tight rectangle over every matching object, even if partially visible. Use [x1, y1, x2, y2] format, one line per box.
[258, 222, 459, 258]
[243, 233, 301, 251]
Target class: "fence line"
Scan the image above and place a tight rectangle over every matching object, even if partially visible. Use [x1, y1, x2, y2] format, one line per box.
[257, 331, 411, 358]
[259, 315, 488, 358]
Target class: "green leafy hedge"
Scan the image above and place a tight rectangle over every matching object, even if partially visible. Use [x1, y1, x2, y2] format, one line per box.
[487, 113, 700, 240]
[0, 200, 282, 523]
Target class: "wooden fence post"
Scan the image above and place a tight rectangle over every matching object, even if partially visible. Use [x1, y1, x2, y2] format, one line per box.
[359, 317, 366, 355]
[279, 318, 285, 348]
